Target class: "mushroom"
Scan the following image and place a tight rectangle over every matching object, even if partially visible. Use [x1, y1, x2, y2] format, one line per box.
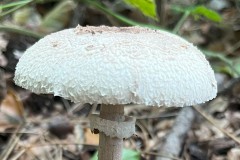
[14, 25, 217, 160]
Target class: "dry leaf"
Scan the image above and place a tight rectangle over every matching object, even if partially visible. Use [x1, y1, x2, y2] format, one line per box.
[85, 128, 99, 145]
[227, 148, 240, 160]
[0, 89, 24, 126]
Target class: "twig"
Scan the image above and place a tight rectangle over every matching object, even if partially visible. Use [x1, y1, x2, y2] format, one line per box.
[136, 112, 178, 119]
[87, 103, 98, 117]
[58, 145, 63, 160]
[10, 149, 26, 160]
[136, 120, 153, 144]
[157, 106, 195, 160]
[68, 103, 85, 115]
[0, 131, 40, 134]
[20, 142, 98, 148]
[193, 105, 240, 145]
[0, 123, 25, 160]
[62, 98, 71, 112]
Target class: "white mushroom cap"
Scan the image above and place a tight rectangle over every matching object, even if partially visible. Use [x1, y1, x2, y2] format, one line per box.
[14, 25, 217, 107]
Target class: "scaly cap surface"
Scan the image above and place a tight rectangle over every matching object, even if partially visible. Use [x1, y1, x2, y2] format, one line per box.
[14, 25, 217, 107]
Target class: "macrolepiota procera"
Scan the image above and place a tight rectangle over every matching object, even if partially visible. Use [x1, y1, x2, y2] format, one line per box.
[14, 25, 217, 160]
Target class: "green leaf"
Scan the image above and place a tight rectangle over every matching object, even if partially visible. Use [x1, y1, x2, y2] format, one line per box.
[123, 0, 157, 20]
[91, 148, 140, 160]
[190, 5, 222, 22]
[83, 0, 163, 30]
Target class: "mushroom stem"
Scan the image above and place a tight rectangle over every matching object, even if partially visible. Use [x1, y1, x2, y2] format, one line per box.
[98, 104, 124, 160]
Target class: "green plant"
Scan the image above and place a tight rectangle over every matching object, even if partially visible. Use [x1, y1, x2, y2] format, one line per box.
[0, 0, 33, 17]
[91, 148, 140, 160]
[124, 0, 157, 20]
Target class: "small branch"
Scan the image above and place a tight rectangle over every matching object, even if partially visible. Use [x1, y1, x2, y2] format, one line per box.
[23, 142, 98, 148]
[157, 106, 195, 160]
[0, 123, 25, 160]
[8, 149, 26, 160]
[136, 112, 178, 119]
[193, 106, 240, 145]
[87, 103, 98, 117]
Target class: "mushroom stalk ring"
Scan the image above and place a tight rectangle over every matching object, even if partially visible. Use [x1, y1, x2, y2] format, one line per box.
[89, 114, 136, 139]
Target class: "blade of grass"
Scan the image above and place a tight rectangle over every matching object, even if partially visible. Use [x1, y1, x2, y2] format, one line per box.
[0, 123, 25, 160]
[203, 50, 240, 76]
[193, 106, 240, 145]
[0, 25, 44, 38]
[0, 0, 33, 17]
[0, 0, 32, 9]
[172, 11, 190, 34]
